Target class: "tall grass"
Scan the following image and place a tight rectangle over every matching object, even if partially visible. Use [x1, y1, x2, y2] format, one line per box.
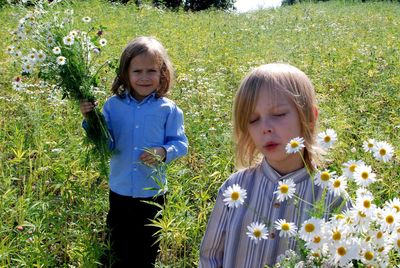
[0, 0, 399, 266]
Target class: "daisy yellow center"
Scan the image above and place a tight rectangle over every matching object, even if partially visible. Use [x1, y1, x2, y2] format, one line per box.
[368, 143, 373, 148]
[332, 231, 341, 241]
[393, 205, 400, 212]
[361, 172, 369, 180]
[231, 192, 239, 201]
[397, 239, 400, 248]
[376, 232, 383, 239]
[280, 185, 289, 194]
[379, 148, 386, 156]
[324, 136, 331, 143]
[38, 54, 43, 59]
[253, 229, 262, 238]
[305, 223, 315, 233]
[386, 215, 394, 224]
[321, 172, 330, 181]
[358, 211, 366, 218]
[281, 223, 290, 231]
[333, 180, 341, 188]
[378, 247, 384, 253]
[366, 236, 371, 242]
[312, 252, 320, 258]
[336, 214, 345, 220]
[364, 251, 374, 261]
[313, 236, 321, 243]
[290, 141, 299, 148]
[337, 247, 347, 256]
[363, 200, 371, 208]
[349, 164, 357, 172]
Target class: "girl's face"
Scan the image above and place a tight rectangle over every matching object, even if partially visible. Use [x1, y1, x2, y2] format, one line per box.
[248, 87, 304, 175]
[128, 53, 161, 101]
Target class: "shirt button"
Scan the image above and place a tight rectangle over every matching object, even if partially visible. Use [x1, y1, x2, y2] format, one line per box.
[134, 147, 138, 150]
[133, 168, 137, 171]
[270, 232, 276, 239]
[137, 106, 140, 109]
[135, 125, 139, 128]
[274, 203, 280, 208]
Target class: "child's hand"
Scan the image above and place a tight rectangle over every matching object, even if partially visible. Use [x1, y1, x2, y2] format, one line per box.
[140, 147, 166, 166]
[80, 100, 98, 119]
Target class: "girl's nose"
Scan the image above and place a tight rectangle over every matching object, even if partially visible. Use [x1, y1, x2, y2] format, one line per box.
[262, 120, 273, 135]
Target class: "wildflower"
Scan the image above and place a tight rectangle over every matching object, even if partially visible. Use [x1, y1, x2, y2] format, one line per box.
[299, 217, 324, 241]
[22, 63, 34, 73]
[56, 56, 66, 65]
[52, 47, 61, 55]
[36, 50, 46, 62]
[378, 208, 399, 232]
[393, 234, 400, 252]
[274, 219, 297, 238]
[342, 159, 365, 179]
[222, 184, 247, 208]
[317, 129, 337, 149]
[46, 36, 55, 47]
[328, 239, 360, 267]
[326, 224, 348, 244]
[63, 35, 74, 45]
[354, 164, 376, 187]
[314, 169, 336, 188]
[285, 137, 305, 154]
[362, 139, 376, 153]
[246, 222, 268, 244]
[274, 179, 296, 202]
[28, 52, 37, 63]
[6, 45, 14, 54]
[385, 197, 400, 213]
[99, 38, 107, 47]
[328, 175, 348, 198]
[305, 234, 326, 252]
[82, 16, 92, 23]
[373, 141, 394, 162]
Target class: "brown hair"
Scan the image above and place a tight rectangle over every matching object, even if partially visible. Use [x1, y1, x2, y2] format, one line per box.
[111, 36, 174, 98]
[233, 63, 319, 171]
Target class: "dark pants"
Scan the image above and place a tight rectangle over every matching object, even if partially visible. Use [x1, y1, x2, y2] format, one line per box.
[104, 190, 165, 268]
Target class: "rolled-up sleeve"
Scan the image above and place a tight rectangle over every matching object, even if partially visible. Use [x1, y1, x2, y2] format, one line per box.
[163, 105, 188, 164]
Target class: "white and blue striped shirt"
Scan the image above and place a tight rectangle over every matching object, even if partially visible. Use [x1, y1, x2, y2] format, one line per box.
[199, 159, 339, 268]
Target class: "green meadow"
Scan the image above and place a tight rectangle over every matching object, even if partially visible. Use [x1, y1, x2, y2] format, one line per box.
[0, 0, 399, 266]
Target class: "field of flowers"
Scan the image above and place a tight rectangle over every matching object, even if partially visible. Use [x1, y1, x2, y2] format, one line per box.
[0, 0, 399, 267]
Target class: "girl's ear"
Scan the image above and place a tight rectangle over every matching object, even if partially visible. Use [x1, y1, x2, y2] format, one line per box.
[310, 106, 319, 130]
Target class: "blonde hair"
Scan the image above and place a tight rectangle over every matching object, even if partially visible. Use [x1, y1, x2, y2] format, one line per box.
[233, 63, 319, 171]
[111, 36, 174, 98]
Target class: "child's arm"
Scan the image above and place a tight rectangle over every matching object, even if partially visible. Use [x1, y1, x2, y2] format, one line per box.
[162, 105, 188, 163]
[199, 189, 227, 268]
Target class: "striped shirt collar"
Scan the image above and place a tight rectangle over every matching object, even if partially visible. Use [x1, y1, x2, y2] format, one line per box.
[261, 158, 309, 184]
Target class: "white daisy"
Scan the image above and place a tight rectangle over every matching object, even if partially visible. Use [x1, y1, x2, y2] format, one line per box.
[359, 242, 378, 266]
[326, 223, 348, 244]
[341, 159, 365, 179]
[222, 184, 247, 208]
[350, 208, 372, 232]
[299, 217, 324, 241]
[63, 35, 74, 45]
[378, 208, 399, 232]
[46, 36, 55, 47]
[393, 233, 400, 252]
[314, 169, 336, 188]
[354, 164, 376, 187]
[52, 47, 61, 55]
[328, 239, 360, 267]
[82, 16, 92, 23]
[22, 63, 33, 73]
[317, 128, 337, 149]
[305, 234, 326, 252]
[285, 137, 305, 154]
[274, 179, 296, 202]
[274, 219, 297, 238]
[385, 197, 400, 214]
[355, 192, 376, 217]
[362, 139, 376, 153]
[373, 141, 394, 162]
[56, 56, 66, 65]
[36, 50, 46, 62]
[6, 45, 14, 54]
[328, 175, 348, 198]
[28, 52, 37, 63]
[69, 30, 79, 37]
[246, 222, 268, 244]
[99, 38, 107, 47]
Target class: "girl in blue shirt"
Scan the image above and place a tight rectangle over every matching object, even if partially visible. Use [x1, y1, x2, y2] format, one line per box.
[80, 36, 188, 267]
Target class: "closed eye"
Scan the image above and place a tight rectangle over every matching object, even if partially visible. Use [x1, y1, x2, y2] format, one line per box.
[249, 117, 259, 124]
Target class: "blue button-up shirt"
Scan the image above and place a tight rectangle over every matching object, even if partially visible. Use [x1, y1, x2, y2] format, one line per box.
[84, 92, 188, 197]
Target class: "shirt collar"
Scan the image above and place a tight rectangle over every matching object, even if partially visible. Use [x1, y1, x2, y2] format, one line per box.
[125, 91, 157, 104]
[261, 158, 309, 184]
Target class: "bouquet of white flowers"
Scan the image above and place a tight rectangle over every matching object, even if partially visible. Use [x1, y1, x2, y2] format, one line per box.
[222, 129, 399, 267]
[7, 1, 112, 172]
